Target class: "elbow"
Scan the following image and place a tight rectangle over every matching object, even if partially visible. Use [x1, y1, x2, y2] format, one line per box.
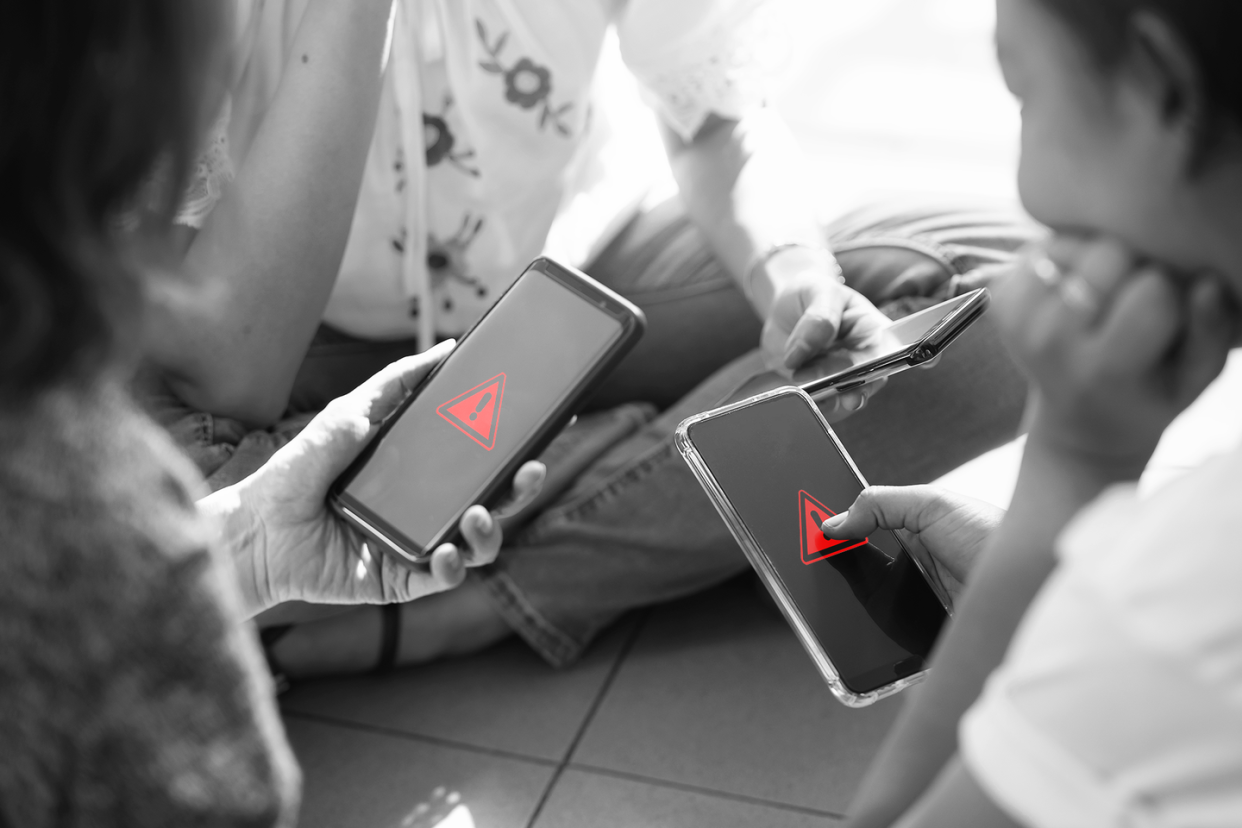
[168, 366, 293, 429]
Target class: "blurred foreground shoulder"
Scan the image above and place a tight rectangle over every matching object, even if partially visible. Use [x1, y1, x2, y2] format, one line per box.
[0, 383, 299, 827]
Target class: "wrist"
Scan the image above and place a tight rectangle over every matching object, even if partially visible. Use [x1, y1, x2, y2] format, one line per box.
[199, 484, 271, 619]
[746, 243, 842, 317]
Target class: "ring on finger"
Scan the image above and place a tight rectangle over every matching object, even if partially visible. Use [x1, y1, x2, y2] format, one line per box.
[1059, 273, 1101, 316]
[1031, 254, 1063, 287]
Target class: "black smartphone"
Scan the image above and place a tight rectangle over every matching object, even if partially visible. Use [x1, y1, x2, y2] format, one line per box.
[676, 387, 949, 706]
[731, 288, 990, 403]
[331, 257, 646, 563]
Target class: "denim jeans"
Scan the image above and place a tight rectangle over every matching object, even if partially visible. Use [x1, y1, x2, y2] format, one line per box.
[139, 199, 1040, 666]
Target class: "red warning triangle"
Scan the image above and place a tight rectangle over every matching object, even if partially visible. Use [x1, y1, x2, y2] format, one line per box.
[798, 490, 868, 565]
[437, 373, 506, 451]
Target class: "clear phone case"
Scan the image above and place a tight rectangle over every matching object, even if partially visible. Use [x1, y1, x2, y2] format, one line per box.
[675, 386, 943, 708]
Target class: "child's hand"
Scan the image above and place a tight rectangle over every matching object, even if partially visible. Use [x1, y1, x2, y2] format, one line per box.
[822, 486, 1003, 607]
[995, 237, 1239, 469]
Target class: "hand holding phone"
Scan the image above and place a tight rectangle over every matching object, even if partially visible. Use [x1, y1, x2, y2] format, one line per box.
[331, 258, 645, 564]
[731, 289, 990, 406]
[677, 388, 951, 706]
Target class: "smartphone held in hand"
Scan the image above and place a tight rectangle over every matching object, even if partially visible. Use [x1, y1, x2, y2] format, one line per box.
[677, 388, 950, 707]
[332, 258, 646, 564]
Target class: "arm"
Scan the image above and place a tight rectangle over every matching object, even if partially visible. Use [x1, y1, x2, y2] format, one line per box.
[662, 111, 891, 414]
[845, 437, 1139, 828]
[845, 239, 1239, 827]
[146, 0, 397, 426]
[892, 756, 1021, 828]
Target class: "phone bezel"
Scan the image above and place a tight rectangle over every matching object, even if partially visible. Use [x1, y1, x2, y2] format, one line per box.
[675, 387, 952, 707]
[800, 287, 990, 397]
[330, 257, 646, 564]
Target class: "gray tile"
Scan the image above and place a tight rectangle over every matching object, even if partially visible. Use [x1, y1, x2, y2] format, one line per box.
[282, 716, 553, 828]
[573, 580, 902, 815]
[281, 620, 635, 762]
[533, 770, 840, 828]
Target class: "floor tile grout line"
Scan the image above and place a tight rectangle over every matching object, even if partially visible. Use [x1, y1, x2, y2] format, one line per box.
[567, 762, 847, 821]
[281, 709, 560, 769]
[523, 610, 650, 828]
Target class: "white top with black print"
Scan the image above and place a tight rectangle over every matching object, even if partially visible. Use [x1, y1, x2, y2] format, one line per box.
[182, 0, 782, 346]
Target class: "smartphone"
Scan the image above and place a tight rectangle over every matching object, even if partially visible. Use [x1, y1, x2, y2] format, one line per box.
[731, 288, 989, 403]
[676, 387, 950, 707]
[331, 257, 646, 563]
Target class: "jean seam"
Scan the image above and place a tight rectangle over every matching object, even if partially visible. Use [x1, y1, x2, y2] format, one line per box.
[476, 570, 583, 666]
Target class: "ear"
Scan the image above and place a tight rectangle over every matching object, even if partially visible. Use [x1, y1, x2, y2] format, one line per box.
[1125, 12, 1207, 157]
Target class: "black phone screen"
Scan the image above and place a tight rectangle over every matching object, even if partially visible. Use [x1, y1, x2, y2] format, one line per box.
[687, 393, 947, 693]
[344, 267, 625, 552]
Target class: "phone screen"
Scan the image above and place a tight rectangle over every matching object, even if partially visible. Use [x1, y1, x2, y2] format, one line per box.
[687, 393, 947, 693]
[344, 266, 625, 552]
[876, 291, 975, 348]
[799, 291, 977, 383]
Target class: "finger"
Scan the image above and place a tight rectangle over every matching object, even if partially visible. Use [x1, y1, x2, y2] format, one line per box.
[349, 339, 457, 425]
[1070, 237, 1135, 302]
[839, 389, 867, 413]
[1088, 268, 1180, 376]
[428, 544, 468, 588]
[1173, 279, 1238, 406]
[821, 485, 962, 539]
[290, 340, 457, 483]
[784, 294, 848, 370]
[492, 461, 546, 519]
[457, 504, 502, 566]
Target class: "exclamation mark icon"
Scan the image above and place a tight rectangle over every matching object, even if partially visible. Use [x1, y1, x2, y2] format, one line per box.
[470, 393, 492, 421]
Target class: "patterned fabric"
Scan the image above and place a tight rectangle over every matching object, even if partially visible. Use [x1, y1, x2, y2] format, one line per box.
[0, 384, 299, 826]
[185, 0, 781, 346]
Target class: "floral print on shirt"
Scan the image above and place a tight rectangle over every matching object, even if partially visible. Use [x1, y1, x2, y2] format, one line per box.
[476, 20, 574, 136]
[423, 94, 480, 177]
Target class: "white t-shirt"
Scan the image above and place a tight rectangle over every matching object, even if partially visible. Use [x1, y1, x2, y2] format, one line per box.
[184, 0, 784, 346]
[960, 449, 1242, 827]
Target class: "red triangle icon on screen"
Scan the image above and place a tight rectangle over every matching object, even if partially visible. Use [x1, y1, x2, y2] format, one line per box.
[437, 373, 506, 451]
[798, 490, 868, 565]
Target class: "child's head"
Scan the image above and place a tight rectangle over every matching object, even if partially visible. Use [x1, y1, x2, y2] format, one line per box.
[998, 0, 1242, 276]
[0, 2, 225, 401]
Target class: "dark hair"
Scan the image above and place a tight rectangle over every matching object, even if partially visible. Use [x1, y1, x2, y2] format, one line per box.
[1037, 1, 1242, 135]
[0, 2, 225, 400]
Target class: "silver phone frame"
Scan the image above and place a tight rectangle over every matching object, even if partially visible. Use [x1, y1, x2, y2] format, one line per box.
[675, 386, 951, 708]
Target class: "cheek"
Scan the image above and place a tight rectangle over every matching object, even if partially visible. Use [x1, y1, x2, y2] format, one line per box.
[1015, 102, 1116, 230]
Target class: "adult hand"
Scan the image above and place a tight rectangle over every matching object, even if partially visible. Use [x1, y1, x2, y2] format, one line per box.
[206, 340, 546, 618]
[821, 485, 1004, 607]
[759, 249, 896, 421]
[996, 236, 1240, 470]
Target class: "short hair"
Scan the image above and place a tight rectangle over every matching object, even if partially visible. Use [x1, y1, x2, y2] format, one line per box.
[0, 1, 225, 399]
[1037, 0, 1242, 138]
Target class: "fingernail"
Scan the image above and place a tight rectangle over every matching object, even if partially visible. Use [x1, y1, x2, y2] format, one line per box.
[476, 511, 495, 534]
[822, 512, 847, 531]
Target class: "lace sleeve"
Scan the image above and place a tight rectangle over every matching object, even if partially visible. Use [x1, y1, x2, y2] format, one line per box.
[175, 101, 235, 229]
[617, 0, 788, 141]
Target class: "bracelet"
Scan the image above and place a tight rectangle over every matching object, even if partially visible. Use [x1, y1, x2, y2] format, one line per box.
[744, 243, 844, 301]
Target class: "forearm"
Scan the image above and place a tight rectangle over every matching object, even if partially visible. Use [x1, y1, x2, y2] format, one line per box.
[663, 109, 831, 319]
[148, 0, 397, 425]
[845, 433, 1146, 827]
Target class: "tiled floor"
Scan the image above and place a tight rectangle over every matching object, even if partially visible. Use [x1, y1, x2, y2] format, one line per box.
[279, 1, 1242, 825]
